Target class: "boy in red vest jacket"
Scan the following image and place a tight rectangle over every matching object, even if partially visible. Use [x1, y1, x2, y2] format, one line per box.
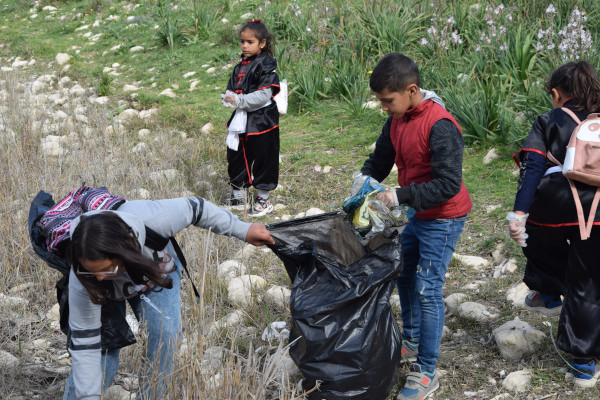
[353, 53, 471, 400]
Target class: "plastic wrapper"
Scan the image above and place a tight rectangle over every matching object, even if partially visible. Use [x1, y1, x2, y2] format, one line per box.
[343, 177, 414, 242]
[267, 212, 402, 400]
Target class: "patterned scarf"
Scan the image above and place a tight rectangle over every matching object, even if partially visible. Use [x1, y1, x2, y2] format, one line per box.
[38, 185, 126, 254]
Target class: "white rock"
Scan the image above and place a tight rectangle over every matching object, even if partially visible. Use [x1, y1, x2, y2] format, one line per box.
[94, 96, 110, 105]
[183, 71, 196, 78]
[506, 282, 530, 307]
[208, 310, 245, 336]
[139, 108, 158, 120]
[444, 293, 468, 312]
[104, 385, 131, 400]
[118, 108, 139, 122]
[46, 303, 60, 322]
[493, 319, 546, 361]
[390, 294, 401, 309]
[490, 394, 512, 400]
[89, 33, 102, 42]
[200, 122, 214, 134]
[305, 208, 325, 216]
[31, 338, 51, 350]
[110, 44, 123, 51]
[9, 282, 35, 294]
[273, 204, 286, 212]
[453, 254, 489, 269]
[55, 53, 71, 65]
[493, 258, 518, 278]
[75, 25, 89, 32]
[313, 165, 322, 172]
[294, 212, 306, 219]
[133, 188, 151, 200]
[270, 347, 299, 379]
[75, 114, 89, 124]
[138, 129, 151, 139]
[42, 5, 57, 11]
[502, 369, 531, 392]
[189, 80, 201, 91]
[227, 275, 267, 308]
[130, 46, 144, 53]
[264, 285, 291, 311]
[0, 293, 30, 307]
[217, 260, 248, 285]
[363, 100, 380, 109]
[130, 142, 147, 153]
[0, 350, 18, 368]
[206, 67, 216, 74]
[159, 88, 176, 98]
[58, 76, 71, 87]
[70, 84, 86, 97]
[483, 148, 499, 164]
[30, 80, 46, 94]
[457, 302, 498, 321]
[123, 84, 139, 92]
[281, 214, 292, 221]
[323, 166, 333, 173]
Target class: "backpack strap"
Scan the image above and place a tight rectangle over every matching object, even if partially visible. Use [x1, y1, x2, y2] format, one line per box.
[561, 107, 582, 124]
[144, 226, 199, 298]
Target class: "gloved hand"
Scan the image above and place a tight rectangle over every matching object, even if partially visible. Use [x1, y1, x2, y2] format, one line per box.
[350, 171, 379, 196]
[221, 90, 238, 108]
[506, 212, 529, 247]
[376, 189, 399, 208]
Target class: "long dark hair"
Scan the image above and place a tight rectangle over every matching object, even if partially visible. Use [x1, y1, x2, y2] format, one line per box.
[239, 20, 274, 56]
[67, 212, 174, 304]
[546, 61, 600, 113]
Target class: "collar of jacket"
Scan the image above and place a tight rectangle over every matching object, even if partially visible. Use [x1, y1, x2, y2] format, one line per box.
[403, 98, 434, 121]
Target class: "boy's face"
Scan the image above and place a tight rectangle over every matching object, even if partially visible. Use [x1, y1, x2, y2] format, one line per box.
[374, 85, 418, 119]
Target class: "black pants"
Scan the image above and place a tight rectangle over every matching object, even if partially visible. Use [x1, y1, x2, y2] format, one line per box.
[227, 128, 279, 191]
[524, 222, 600, 358]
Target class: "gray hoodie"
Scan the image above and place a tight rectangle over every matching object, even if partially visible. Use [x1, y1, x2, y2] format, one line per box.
[67, 197, 251, 399]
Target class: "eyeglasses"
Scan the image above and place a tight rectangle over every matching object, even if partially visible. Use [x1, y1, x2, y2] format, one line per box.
[75, 264, 120, 277]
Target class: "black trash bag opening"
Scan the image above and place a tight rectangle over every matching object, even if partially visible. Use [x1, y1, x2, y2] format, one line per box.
[267, 212, 403, 400]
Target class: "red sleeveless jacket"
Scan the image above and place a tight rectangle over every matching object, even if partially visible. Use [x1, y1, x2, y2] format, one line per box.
[391, 100, 472, 219]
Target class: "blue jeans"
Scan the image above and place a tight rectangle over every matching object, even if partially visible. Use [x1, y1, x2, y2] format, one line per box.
[397, 215, 466, 374]
[63, 259, 182, 399]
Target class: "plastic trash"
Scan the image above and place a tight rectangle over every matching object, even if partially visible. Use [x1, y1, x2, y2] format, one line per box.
[268, 212, 402, 400]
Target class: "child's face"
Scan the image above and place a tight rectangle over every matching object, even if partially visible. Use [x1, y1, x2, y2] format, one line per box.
[240, 29, 266, 58]
[374, 87, 414, 119]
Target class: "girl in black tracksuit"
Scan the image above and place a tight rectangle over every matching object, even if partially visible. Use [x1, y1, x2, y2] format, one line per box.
[510, 61, 600, 387]
[221, 20, 280, 216]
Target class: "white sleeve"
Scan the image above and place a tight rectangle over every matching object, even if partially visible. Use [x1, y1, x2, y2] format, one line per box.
[68, 269, 102, 399]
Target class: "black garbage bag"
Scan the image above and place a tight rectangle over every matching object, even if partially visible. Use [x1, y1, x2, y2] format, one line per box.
[267, 212, 403, 400]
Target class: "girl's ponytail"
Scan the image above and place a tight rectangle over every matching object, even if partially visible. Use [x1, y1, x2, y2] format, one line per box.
[547, 61, 600, 113]
[573, 61, 600, 113]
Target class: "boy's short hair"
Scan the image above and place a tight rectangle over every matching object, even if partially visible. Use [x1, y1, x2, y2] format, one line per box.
[370, 53, 420, 93]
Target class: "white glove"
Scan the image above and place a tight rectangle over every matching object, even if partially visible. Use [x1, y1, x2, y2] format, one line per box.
[506, 212, 529, 247]
[350, 171, 379, 196]
[221, 90, 238, 108]
[376, 189, 399, 208]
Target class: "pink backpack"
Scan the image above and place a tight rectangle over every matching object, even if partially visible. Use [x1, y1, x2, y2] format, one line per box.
[548, 108, 600, 239]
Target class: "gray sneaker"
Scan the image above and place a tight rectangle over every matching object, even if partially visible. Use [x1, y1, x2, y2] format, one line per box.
[396, 363, 439, 400]
[401, 340, 418, 363]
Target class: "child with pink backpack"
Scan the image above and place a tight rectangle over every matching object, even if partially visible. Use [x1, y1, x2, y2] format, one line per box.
[509, 61, 600, 388]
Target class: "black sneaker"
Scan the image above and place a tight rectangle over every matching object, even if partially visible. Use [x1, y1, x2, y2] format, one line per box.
[219, 197, 247, 211]
[248, 196, 273, 217]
